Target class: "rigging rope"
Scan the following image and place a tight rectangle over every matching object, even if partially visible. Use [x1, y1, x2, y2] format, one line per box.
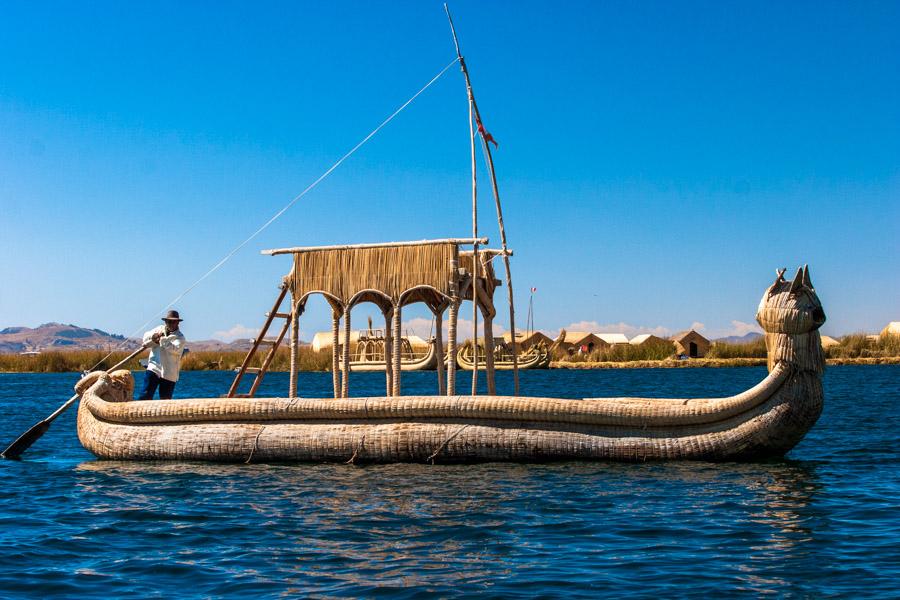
[86, 57, 461, 373]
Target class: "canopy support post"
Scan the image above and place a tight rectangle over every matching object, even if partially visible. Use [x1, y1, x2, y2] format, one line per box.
[392, 304, 402, 396]
[331, 309, 341, 399]
[482, 307, 496, 395]
[288, 299, 300, 398]
[434, 309, 446, 395]
[342, 307, 351, 398]
[446, 253, 459, 395]
[383, 308, 393, 397]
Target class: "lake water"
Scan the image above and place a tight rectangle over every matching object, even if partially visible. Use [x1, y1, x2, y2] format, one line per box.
[1, 367, 898, 598]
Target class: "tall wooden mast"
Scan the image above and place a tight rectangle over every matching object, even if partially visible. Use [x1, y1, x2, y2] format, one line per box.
[444, 4, 520, 394]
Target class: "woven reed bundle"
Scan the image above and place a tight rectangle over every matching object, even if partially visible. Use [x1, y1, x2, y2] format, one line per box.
[458, 252, 498, 295]
[80, 362, 788, 428]
[77, 371, 821, 462]
[76, 267, 827, 463]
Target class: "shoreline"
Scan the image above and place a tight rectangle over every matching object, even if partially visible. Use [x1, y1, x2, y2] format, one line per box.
[2, 356, 899, 374]
[551, 357, 900, 369]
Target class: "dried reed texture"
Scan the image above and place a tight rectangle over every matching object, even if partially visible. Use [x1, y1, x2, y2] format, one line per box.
[290, 243, 456, 308]
[76, 268, 826, 463]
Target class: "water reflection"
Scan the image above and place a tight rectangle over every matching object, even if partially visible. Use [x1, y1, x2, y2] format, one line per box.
[71, 459, 828, 595]
[5, 366, 896, 597]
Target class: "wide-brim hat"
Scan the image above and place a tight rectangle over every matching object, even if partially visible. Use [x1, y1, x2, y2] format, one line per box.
[162, 310, 183, 322]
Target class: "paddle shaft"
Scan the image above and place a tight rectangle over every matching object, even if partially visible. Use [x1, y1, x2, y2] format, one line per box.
[1, 343, 150, 459]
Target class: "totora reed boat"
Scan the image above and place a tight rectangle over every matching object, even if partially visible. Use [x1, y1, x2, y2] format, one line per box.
[72, 11, 826, 464]
[455, 339, 551, 370]
[343, 330, 438, 372]
[77, 266, 826, 463]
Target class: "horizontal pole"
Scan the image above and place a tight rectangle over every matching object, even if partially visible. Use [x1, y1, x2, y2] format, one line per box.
[262, 238, 490, 256]
[460, 248, 514, 257]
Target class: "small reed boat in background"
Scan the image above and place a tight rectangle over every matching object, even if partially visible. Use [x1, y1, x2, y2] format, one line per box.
[343, 328, 438, 372]
[455, 338, 550, 370]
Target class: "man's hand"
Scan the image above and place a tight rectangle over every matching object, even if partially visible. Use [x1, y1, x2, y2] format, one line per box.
[152, 332, 163, 343]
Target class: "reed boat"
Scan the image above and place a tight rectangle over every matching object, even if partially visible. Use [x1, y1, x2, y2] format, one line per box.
[455, 339, 551, 370]
[344, 334, 438, 372]
[76, 266, 826, 463]
[71, 14, 826, 464]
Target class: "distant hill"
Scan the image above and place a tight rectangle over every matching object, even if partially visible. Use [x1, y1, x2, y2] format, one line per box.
[187, 338, 257, 352]
[714, 332, 764, 345]
[0, 323, 137, 353]
[0, 323, 261, 354]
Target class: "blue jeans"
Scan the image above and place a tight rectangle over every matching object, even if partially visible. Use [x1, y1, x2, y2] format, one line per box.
[138, 370, 176, 400]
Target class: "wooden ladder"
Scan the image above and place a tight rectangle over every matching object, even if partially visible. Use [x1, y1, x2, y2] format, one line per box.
[225, 284, 292, 398]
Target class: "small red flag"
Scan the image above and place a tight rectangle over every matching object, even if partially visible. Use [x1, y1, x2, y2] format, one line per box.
[477, 119, 498, 148]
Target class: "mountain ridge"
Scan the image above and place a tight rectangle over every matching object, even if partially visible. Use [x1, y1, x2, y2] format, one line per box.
[0, 323, 262, 353]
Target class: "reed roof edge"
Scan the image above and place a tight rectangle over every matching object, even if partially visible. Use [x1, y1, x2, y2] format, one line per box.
[262, 237, 489, 256]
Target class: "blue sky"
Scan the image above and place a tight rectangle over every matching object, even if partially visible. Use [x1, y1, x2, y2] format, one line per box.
[1, 1, 898, 343]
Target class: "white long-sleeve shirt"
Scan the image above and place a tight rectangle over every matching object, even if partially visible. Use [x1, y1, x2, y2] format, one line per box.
[142, 325, 186, 382]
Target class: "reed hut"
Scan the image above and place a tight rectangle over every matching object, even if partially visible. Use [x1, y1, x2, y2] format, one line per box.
[671, 330, 711, 358]
[596, 333, 630, 346]
[819, 335, 840, 349]
[556, 332, 607, 355]
[629, 333, 672, 348]
[503, 330, 552, 350]
[312, 331, 428, 353]
[880, 322, 900, 339]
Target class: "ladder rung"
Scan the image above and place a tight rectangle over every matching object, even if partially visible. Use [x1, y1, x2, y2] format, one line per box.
[267, 312, 291, 319]
[232, 393, 252, 398]
[258, 339, 279, 345]
[245, 367, 262, 373]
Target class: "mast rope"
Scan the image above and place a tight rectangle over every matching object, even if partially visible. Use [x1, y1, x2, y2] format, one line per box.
[85, 57, 461, 373]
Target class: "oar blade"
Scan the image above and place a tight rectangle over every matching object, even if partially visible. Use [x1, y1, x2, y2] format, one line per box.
[1, 420, 52, 460]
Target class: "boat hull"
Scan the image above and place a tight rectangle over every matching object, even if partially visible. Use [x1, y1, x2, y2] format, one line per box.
[77, 365, 822, 463]
[453, 343, 551, 371]
[342, 343, 437, 372]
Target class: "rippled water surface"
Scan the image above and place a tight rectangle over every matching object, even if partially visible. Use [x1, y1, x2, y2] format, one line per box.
[1, 367, 898, 598]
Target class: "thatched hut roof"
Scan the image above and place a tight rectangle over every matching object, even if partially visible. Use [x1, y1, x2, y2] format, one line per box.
[671, 330, 711, 358]
[881, 322, 900, 338]
[819, 335, 840, 348]
[503, 330, 553, 348]
[629, 334, 671, 346]
[596, 333, 629, 345]
[561, 331, 604, 346]
[312, 331, 428, 352]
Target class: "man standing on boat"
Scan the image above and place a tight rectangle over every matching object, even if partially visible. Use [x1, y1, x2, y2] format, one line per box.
[137, 310, 186, 400]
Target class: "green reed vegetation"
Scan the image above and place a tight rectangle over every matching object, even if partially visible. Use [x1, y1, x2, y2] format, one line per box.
[825, 333, 900, 359]
[553, 333, 900, 364]
[0, 347, 332, 373]
[3, 335, 898, 372]
[706, 337, 768, 359]
[552, 341, 674, 363]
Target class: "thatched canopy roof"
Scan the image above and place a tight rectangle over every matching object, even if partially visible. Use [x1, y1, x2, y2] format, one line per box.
[263, 239, 500, 312]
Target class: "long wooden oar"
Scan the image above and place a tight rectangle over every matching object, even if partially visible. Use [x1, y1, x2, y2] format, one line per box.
[1, 343, 150, 459]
